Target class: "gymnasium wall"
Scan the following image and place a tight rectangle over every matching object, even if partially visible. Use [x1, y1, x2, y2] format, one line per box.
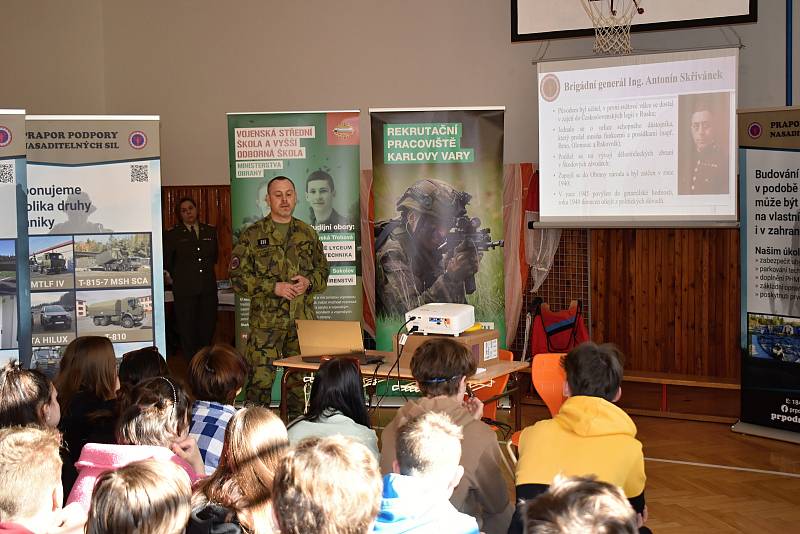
[2, 1, 799, 185]
[2, 0, 106, 115]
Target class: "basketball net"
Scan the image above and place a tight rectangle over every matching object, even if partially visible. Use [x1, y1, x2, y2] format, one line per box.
[580, 0, 642, 55]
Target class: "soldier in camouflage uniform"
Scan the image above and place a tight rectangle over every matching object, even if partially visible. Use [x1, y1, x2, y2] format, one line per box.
[230, 176, 329, 413]
[375, 179, 481, 316]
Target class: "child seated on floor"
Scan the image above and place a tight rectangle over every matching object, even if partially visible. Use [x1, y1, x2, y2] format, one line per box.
[54, 336, 119, 495]
[118, 346, 171, 395]
[287, 356, 379, 458]
[187, 343, 249, 475]
[67, 376, 205, 510]
[374, 411, 480, 534]
[272, 435, 382, 534]
[510, 342, 648, 534]
[380, 338, 513, 534]
[522, 475, 638, 534]
[86, 459, 191, 534]
[189, 406, 289, 534]
[0, 362, 61, 429]
[0, 426, 86, 534]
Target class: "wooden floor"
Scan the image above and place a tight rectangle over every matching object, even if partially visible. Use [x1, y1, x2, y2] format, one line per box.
[515, 405, 800, 533]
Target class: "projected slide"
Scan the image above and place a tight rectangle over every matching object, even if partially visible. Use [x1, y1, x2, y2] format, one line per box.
[538, 48, 738, 226]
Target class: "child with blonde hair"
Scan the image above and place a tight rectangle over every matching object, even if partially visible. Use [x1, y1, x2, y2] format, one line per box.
[273, 435, 382, 534]
[0, 426, 87, 534]
[86, 459, 191, 534]
[67, 376, 204, 510]
[189, 407, 289, 534]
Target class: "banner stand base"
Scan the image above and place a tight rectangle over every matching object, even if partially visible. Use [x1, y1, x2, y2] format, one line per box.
[731, 421, 800, 445]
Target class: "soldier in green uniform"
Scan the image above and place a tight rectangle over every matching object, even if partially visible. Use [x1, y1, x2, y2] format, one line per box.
[375, 179, 481, 316]
[230, 176, 329, 411]
[163, 197, 218, 360]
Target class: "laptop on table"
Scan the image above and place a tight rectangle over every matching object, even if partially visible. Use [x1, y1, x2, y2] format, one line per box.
[296, 320, 384, 365]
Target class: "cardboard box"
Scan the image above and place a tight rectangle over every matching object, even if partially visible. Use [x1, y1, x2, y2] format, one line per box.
[395, 329, 500, 369]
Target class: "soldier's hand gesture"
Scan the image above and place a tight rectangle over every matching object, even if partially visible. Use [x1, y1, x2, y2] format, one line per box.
[290, 274, 311, 294]
[275, 281, 301, 300]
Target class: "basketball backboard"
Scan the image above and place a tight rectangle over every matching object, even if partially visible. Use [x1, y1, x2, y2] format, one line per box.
[512, 0, 757, 42]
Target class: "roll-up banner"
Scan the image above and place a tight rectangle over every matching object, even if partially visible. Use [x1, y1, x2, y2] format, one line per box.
[370, 107, 506, 351]
[0, 110, 29, 365]
[737, 107, 800, 439]
[227, 111, 362, 354]
[24, 116, 164, 371]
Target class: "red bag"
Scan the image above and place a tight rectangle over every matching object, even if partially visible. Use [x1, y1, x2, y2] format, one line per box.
[530, 298, 590, 356]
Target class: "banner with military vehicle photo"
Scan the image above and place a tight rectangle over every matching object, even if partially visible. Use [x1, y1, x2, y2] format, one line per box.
[0, 110, 29, 365]
[370, 108, 506, 351]
[227, 111, 362, 355]
[24, 116, 164, 368]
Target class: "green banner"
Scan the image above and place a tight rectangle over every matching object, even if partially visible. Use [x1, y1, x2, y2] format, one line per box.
[227, 111, 362, 354]
[383, 123, 474, 163]
[370, 108, 506, 351]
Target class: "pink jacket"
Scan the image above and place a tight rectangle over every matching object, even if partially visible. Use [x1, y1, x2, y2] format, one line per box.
[66, 442, 202, 510]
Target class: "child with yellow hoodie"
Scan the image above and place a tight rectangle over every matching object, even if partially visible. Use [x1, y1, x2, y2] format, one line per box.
[509, 343, 648, 534]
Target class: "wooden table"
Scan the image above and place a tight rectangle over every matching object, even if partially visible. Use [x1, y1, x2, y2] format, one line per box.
[273, 351, 530, 430]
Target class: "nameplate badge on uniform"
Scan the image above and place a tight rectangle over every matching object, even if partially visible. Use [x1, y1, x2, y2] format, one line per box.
[258, 238, 270, 247]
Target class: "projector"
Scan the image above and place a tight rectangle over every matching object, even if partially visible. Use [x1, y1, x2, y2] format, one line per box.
[406, 303, 475, 336]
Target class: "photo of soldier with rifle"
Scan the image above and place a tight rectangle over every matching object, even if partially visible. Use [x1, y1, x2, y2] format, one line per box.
[375, 178, 504, 317]
[439, 213, 504, 296]
[370, 107, 506, 351]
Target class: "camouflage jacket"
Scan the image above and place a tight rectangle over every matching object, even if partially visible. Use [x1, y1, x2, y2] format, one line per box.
[375, 220, 466, 316]
[230, 215, 329, 330]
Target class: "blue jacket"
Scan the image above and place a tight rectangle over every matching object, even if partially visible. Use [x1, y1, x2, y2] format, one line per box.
[373, 473, 480, 534]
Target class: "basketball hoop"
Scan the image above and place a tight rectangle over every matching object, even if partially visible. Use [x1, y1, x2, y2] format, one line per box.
[581, 0, 644, 55]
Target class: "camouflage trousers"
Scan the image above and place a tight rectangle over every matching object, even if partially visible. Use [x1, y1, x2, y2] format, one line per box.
[244, 327, 305, 418]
